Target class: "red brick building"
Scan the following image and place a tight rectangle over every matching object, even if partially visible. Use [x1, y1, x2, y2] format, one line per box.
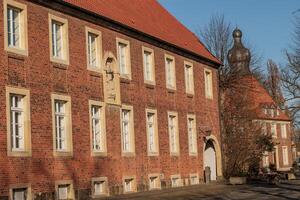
[0, 0, 222, 199]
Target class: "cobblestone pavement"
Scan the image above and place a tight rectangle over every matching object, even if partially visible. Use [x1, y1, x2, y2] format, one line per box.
[107, 180, 300, 200]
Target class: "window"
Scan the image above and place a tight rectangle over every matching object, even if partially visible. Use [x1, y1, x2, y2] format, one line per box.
[121, 105, 135, 155]
[4, 0, 28, 55]
[142, 47, 155, 84]
[52, 94, 72, 156]
[165, 54, 176, 90]
[204, 68, 213, 99]
[10, 186, 31, 200]
[271, 123, 277, 137]
[282, 146, 289, 166]
[281, 124, 287, 138]
[190, 174, 199, 185]
[92, 177, 109, 197]
[89, 100, 106, 156]
[123, 176, 136, 193]
[168, 112, 179, 156]
[148, 174, 161, 190]
[146, 109, 159, 156]
[49, 14, 69, 65]
[6, 87, 31, 157]
[86, 27, 102, 72]
[262, 151, 269, 167]
[261, 122, 267, 135]
[117, 38, 131, 79]
[184, 61, 194, 95]
[187, 115, 197, 156]
[56, 181, 74, 200]
[171, 175, 182, 187]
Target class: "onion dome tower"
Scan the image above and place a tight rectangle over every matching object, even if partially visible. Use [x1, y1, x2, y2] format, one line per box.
[227, 28, 251, 75]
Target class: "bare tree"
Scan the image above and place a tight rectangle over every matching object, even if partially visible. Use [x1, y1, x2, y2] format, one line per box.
[282, 15, 300, 128]
[264, 59, 285, 107]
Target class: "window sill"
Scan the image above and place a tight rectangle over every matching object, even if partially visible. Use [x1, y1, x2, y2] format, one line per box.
[145, 83, 155, 89]
[167, 88, 176, 93]
[148, 152, 159, 157]
[170, 152, 180, 157]
[7, 51, 27, 60]
[92, 151, 107, 157]
[205, 95, 213, 100]
[120, 77, 131, 84]
[52, 62, 68, 70]
[89, 70, 102, 78]
[6, 47, 28, 57]
[50, 57, 69, 66]
[122, 152, 135, 157]
[87, 66, 102, 74]
[186, 93, 194, 98]
[189, 153, 198, 157]
[8, 151, 31, 157]
[120, 74, 132, 81]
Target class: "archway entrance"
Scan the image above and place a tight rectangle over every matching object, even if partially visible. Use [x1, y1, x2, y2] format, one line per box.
[203, 135, 222, 181]
[204, 140, 217, 180]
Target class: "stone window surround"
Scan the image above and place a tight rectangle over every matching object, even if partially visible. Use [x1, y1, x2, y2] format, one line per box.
[116, 37, 132, 80]
[189, 173, 199, 185]
[91, 177, 109, 198]
[123, 175, 137, 194]
[282, 146, 289, 166]
[85, 26, 103, 73]
[142, 46, 156, 85]
[120, 104, 135, 157]
[148, 173, 161, 190]
[187, 114, 197, 156]
[4, 0, 28, 56]
[146, 108, 159, 156]
[165, 54, 176, 90]
[170, 174, 182, 187]
[48, 13, 70, 66]
[6, 86, 31, 157]
[9, 183, 32, 200]
[184, 61, 195, 95]
[167, 111, 180, 156]
[51, 93, 73, 157]
[89, 100, 107, 157]
[55, 180, 75, 200]
[204, 68, 213, 99]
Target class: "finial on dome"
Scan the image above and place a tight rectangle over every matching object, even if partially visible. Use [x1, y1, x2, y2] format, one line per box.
[233, 27, 242, 38]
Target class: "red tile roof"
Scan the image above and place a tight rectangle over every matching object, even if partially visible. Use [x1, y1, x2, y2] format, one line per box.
[241, 75, 290, 121]
[63, 0, 220, 65]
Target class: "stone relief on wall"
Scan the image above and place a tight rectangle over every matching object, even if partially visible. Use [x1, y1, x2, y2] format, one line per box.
[103, 51, 121, 105]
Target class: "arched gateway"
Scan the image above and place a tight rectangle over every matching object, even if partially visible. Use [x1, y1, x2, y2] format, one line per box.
[203, 135, 222, 181]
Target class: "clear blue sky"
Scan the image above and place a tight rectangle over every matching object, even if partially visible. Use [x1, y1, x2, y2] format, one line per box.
[158, 0, 300, 67]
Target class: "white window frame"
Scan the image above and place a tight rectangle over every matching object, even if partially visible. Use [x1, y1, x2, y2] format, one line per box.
[146, 108, 159, 156]
[142, 46, 155, 85]
[10, 184, 32, 200]
[89, 100, 106, 156]
[148, 173, 161, 190]
[282, 146, 289, 166]
[170, 174, 182, 188]
[92, 177, 109, 198]
[4, 0, 28, 56]
[55, 180, 74, 200]
[262, 151, 269, 168]
[117, 37, 131, 79]
[49, 14, 69, 65]
[187, 114, 197, 156]
[121, 105, 135, 156]
[281, 123, 287, 138]
[184, 61, 194, 95]
[165, 54, 176, 90]
[51, 94, 72, 157]
[123, 176, 137, 193]
[204, 68, 213, 99]
[189, 173, 199, 185]
[6, 86, 31, 157]
[271, 123, 277, 138]
[85, 27, 102, 72]
[168, 111, 179, 156]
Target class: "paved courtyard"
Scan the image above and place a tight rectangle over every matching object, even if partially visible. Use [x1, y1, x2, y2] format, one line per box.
[108, 180, 300, 200]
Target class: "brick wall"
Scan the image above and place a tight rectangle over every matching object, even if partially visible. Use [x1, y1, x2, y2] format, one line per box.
[0, 0, 221, 198]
